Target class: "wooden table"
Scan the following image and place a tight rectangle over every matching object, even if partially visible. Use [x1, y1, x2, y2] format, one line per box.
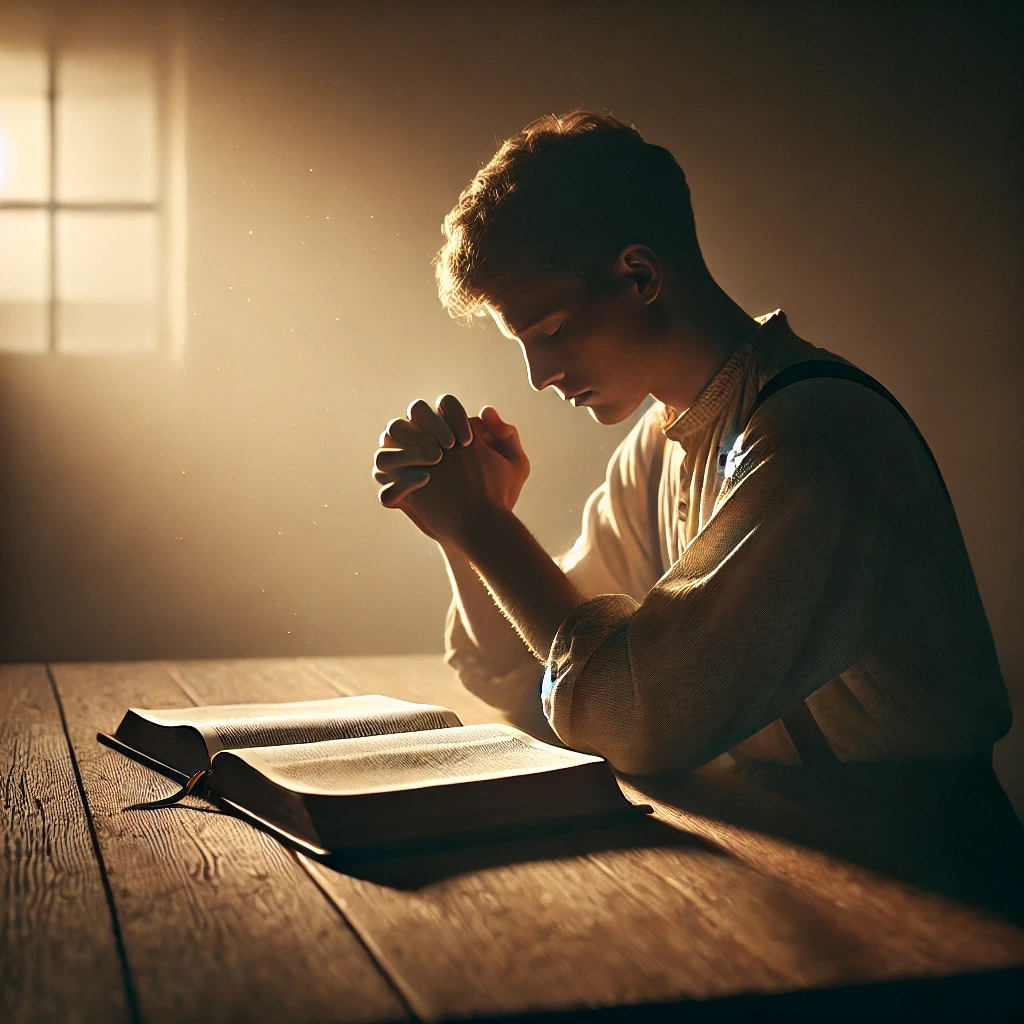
[3, 656, 1023, 1023]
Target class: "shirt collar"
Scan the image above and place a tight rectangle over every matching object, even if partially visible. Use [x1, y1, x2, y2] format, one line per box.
[660, 309, 788, 443]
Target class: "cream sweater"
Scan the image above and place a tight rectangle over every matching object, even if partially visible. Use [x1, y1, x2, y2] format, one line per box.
[445, 311, 1011, 774]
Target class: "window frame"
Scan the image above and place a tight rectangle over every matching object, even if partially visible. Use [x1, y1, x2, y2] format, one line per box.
[0, 26, 186, 356]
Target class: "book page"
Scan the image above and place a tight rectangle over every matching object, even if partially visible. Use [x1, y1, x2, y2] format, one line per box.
[225, 724, 603, 796]
[135, 695, 462, 756]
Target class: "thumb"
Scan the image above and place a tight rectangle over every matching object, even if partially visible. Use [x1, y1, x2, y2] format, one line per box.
[479, 405, 515, 442]
[469, 415, 499, 446]
[480, 406, 526, 463]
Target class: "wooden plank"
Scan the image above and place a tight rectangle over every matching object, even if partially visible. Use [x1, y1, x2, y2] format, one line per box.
[307, 835, 794, 1020]
[175, 659, 787, 1015]
[175, 649, 790, 1015]
[164, 656, 352, 707]
[0, 664, 130, 1024]
[621, 770, 1024, 952]
[52, 660, 409, 1024]
[304, 654, 509, 724]
[300, 812, 1024, 1020]
[566, 818, 1024, 982]
[172, 655, 1024, 1020]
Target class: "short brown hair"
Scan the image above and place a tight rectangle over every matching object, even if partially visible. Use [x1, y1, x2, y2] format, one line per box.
[434, 109, 701, 320]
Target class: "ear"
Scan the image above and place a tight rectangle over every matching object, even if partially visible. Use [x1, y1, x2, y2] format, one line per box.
[613, 245, 663, 307]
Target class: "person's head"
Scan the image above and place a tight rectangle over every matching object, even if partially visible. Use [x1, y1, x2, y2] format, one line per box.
[434, 109, 714, 424]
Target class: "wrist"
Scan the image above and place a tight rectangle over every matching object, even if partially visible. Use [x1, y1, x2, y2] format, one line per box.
[453, 504, 520, 562]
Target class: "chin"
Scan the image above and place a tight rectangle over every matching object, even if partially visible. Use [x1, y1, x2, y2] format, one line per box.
[587, 394, 643, 426]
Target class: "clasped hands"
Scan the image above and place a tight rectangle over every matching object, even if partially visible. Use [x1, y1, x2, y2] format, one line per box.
[372, 395, 530, 548]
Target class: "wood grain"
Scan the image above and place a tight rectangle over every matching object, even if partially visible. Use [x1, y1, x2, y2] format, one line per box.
[180, 658, 754, 1017]
[51, 659, 408, 1024]
[0, 664, 130, 1024]
[620, 769, 1024, 954]
[303, 654, 511, 724]
[171, 655, 1024, 1021]
[566, 817, 1024, 982]
[175, 648, 786, 1016]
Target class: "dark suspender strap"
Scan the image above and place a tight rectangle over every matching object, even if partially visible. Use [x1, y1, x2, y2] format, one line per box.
[743, 359, 952, 770]
[780, 702, 843, 769]
[745, 360, 952, 503]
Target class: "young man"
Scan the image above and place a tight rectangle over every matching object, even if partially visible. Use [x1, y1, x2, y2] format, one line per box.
[371, 110, 1013, 788]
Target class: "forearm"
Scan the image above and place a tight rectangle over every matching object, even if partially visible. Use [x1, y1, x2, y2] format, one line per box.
[456, 508, 584, 661]
[439, 542, 536, 674]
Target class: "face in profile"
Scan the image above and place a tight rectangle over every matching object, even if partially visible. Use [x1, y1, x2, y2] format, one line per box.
[485, 271, 659, 425]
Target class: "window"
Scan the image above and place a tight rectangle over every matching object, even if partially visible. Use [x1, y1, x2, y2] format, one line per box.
[0, 35, 185, 354]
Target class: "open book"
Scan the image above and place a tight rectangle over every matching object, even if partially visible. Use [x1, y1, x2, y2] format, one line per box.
[98, 695, 639, 856]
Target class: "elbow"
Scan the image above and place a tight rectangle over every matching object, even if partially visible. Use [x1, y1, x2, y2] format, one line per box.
[571, 712, 680, 776]
[601, 738, 682, 777]
[593, 711, 717, 777]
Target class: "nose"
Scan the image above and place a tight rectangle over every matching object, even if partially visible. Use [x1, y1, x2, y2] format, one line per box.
[521, 341, 565, 393]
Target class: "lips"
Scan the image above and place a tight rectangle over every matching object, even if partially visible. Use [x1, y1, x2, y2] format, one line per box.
[569, 390, 594, 406]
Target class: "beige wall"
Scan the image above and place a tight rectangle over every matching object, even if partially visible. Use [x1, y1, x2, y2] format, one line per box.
[2, 1, 1021, 812]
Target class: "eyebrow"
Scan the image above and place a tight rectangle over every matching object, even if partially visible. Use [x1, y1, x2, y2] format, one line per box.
[510, 309, 561, 338]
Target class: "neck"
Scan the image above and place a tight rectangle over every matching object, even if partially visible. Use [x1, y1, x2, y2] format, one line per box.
[649, 275, 758, 414]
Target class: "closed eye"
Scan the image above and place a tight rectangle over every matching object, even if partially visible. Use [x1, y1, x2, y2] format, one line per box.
[542, 323, 564, 339]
